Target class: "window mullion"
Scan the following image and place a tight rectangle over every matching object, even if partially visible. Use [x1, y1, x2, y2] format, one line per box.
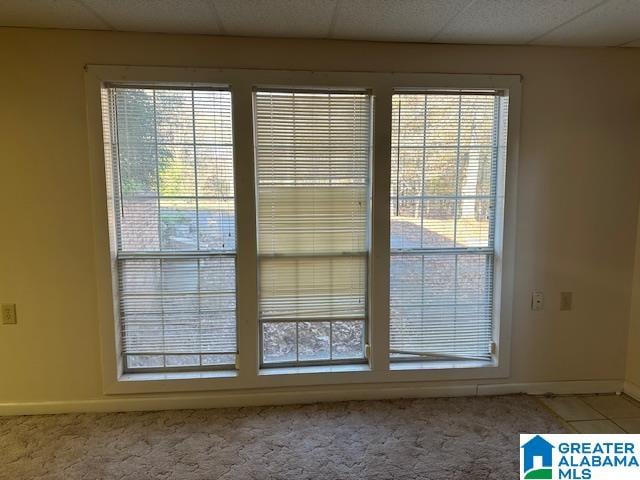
[231, 81, 259, 378]
[369, 85, 393, 372]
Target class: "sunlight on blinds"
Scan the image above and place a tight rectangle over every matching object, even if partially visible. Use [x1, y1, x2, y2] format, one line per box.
[102, 85, 237, 371]
[390, 91, 509, 361]
[254, 90, 372, 366]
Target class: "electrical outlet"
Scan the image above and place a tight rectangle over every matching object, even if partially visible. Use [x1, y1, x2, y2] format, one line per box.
[560, 292, 573, 311]
[1, 304, 17, 325]
[531, 292, 544, 311]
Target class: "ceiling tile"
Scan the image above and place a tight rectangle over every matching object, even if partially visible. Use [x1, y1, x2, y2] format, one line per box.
[0, 0, 108, 30]
[213, 0, 336, 38]
[434, 0, 604, 44]
[81, 0, 221, 34]
[331, 0, 470, 42]
[534, 0, 640, 46]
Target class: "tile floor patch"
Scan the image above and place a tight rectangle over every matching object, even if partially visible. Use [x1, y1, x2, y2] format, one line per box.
[540, 396, 604, 421]
[583, 395, 640, 419]
[570, 419, 625, 434]
[612, 418, 640, 433]
[536, 394, 640, 433]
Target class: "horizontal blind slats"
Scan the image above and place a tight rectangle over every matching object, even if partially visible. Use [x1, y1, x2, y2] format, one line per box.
[105, 86, 237, 369]
[255, 90, 371, 365]
[390, 92, 509, 361]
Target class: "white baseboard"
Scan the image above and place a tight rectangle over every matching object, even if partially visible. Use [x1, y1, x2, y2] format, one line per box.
[0, 379, 623, 416]
[0, 383, 477, 416]
[624, 381, 640, 402]
[478, 380, 624, 396]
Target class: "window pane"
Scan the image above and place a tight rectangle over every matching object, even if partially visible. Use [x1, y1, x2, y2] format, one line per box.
[109, 87, 237, 255]
[118, 257, 236, 357]
[390, 253, 493, 359]
[424, 149, 457, 196]
[460, 95, 496, 146]
[104, 86, 237, 371]
[155, 90, 194, 144]
[126, 355, 164, 369]
[196, 145, 234, 197]
[198, 198, 235, 251]
[390, 199, 422, 250]
[263, 322, 297, 364]
[298, 321, 331, 361]
[118, 143, 157, 196]
[158, 145, 196, 196]
[458, 147, 492, 196]
[455, 198, 491, 248]
[119, 198, 160, 251]
[255, 90, 371, 366]
[390, 92, 508, 362]
[332, 320, 365, 360]
[160, 198, 197, 250]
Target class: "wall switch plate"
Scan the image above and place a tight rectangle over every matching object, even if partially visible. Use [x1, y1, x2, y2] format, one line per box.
[1, 304, 17, 325]
[560, 292, 573, 311]
[531, 292, 544, 311]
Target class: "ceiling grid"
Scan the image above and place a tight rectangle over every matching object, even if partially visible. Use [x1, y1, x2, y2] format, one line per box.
[0, 0, 638, 47]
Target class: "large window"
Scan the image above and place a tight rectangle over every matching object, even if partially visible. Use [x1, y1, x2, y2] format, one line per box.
[91, 67, 518, 391]
[102, 85, 237, 372]
[390, 90, 509, 362]
[254, 89, 372, 367]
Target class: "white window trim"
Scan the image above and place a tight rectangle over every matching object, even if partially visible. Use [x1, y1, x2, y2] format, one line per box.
[85, 65, 521, 395]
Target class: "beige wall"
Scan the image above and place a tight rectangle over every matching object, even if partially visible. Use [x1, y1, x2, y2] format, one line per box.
[1, 27, 640, 406]
[626, 211, 640, 388]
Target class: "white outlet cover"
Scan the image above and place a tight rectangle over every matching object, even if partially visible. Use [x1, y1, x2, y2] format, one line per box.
[532, 292, 544, 311]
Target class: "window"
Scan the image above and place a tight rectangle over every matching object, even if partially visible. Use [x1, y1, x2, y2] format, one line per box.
[90, 67, 519, 392]
[254, 89, 372, 367]
[390, 90, 509, 362]
[102, 85, 237, 372]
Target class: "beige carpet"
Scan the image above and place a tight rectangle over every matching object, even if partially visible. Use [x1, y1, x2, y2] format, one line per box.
[1, 395, 567, 479]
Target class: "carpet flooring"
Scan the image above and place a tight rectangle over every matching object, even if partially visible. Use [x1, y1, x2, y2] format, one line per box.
[1, 395, 568, 479]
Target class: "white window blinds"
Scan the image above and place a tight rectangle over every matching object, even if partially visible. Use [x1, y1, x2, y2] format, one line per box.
[102, 85, 237, 371]
[390, 91, 509, 361]
[254, 89, 372, 366]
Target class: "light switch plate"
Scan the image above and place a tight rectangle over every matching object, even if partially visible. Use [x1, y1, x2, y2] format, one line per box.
[2, 304, 17, 325]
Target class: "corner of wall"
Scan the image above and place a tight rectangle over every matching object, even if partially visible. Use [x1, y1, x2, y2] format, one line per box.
[625, 199, 640, 391]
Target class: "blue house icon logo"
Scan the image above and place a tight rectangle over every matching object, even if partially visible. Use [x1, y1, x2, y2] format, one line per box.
[521, 435, 554, 479]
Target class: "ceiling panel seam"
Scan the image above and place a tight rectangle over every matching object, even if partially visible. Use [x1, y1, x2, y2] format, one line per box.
[526, 0, 611, 44]
[327, 0, 341, 38]
[428, 0, 480, 42]
[616, 37, 640, 47]
[75, 0, 114, 30]
[208, 0, 226, 35]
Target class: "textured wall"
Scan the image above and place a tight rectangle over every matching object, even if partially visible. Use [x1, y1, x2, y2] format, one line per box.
[1, 27, 639, 404]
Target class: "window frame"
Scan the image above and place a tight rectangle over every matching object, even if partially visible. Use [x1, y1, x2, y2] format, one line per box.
[86, 66, 520, 395]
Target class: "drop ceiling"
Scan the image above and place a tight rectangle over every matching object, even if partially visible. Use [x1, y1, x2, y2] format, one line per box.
[2, 0, 639, 47]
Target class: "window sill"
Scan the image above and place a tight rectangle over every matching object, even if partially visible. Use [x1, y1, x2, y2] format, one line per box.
[104, 359, 505, 396]
[390, 359, 496, 371]
[120, 369, 238, 382]
[259, 363, 371, 376]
